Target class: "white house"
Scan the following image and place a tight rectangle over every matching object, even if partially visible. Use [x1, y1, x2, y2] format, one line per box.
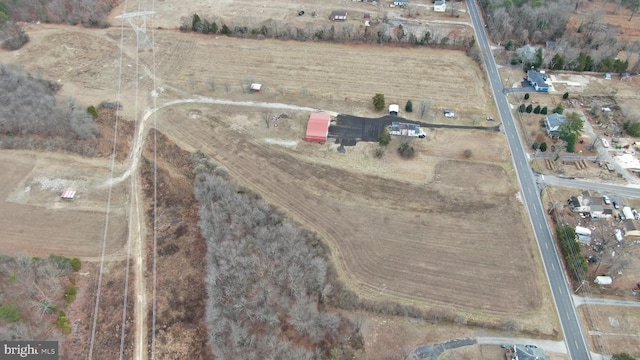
[393, 0, 409, 6]
[434, 0, 446, 12]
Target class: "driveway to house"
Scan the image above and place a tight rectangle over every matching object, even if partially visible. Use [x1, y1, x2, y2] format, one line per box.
[573, 295, 640, 307]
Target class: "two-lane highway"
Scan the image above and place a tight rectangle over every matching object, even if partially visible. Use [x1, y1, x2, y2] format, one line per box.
[466, 1, 592, 359]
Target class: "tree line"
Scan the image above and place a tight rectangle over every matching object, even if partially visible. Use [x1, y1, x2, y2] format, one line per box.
[181, 13, 477, 50]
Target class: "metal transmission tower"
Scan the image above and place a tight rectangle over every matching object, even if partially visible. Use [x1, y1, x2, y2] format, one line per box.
[115, 11, 156, 49]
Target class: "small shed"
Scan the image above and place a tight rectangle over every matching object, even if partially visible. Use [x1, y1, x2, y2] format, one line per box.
[250, 83, 263, 92]
[393, 0, 409, 6]
[329, 11, 347, 21]
[621, 72, 632, 81]
[305, 113, 331, 143]
[61, 190, 76, 200]
[594, 276, 613, 285]
[604, 73, 612, 80]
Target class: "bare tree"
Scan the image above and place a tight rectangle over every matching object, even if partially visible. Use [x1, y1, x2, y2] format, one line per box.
[419, 99, 432, 119]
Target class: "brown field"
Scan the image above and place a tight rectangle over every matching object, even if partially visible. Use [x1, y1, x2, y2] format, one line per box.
[143, 32, 491, 120]
[578, 305, 640, 357]
[152, 102, 557, 332]
[0, 151, 128, 258]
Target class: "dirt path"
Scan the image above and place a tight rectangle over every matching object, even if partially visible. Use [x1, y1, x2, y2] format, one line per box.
[119, 90, 341, 360]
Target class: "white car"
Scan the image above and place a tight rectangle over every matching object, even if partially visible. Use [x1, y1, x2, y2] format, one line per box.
[603, 195, 611, 205]
[444, 110, 455, 118]
[601, 138, 610, 148]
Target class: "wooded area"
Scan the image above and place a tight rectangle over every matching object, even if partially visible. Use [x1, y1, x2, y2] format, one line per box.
[0, 65, 98, 142]
[193, 155, 363, 359]
[2, 0, 115, 27]
[0, 255, 80, 349]
[482, 0, 640, 72]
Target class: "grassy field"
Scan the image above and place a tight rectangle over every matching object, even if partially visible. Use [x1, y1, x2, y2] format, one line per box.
[578, 305, 640, 357]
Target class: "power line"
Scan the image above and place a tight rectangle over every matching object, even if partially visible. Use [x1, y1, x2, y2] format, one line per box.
[87, 2, 130, 358]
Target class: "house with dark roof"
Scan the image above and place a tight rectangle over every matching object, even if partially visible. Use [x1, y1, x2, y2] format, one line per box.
[527, 70, 550, 92]
[515, 345, 550, 360]
[544, 113, 567, 137]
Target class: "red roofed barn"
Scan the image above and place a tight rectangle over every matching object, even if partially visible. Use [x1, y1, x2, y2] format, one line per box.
[305, 113, 331, 143]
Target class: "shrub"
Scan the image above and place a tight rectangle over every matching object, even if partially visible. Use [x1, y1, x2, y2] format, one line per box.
[625, 122, 640, 137]
[533, 105, 541, 114]
[398, 141, 415, 158]
[526, 104, 533, 113]
[86, 106, 98, 119]
[540, 142, 548, 152]
[405, 100, 413, 113]
[553, 103, 564, 114]
[378, 128, 391, 146]
[57, 311, 72, 334]
[541, 106, 548, 115]
[64, 285, 77, 303]
[48, 254, 79, 272]
[612, 353, 635, 360]
[524, 93, 530, 100]
[372, 93, 385, 111]
[70, 258, 81, 272]
[532, 142, 539, 150]
[519, 104, 526, 113]
[504, 40, 514, 50]
[563, 92, 569, 99]
[374, 147, 385, 158]
[0, 305, 20, 322]
[463, 149, 472, 158]
[220, 24, 231, 35]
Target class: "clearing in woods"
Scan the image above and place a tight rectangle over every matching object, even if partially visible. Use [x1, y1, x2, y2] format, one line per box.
[0, 151, 128, 259]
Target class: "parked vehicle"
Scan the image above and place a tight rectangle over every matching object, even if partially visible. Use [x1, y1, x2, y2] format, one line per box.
[603, 195, 611, 205]
[487, 116, 496, 121]
[444, 110, 455, 118]
[601, 138, 610, 148]
[613, 201, 620, 209]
